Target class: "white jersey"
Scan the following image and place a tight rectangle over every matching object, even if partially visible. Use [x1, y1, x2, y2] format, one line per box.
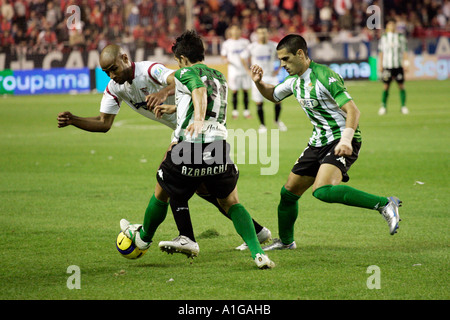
[100, 61, 177, 129]
[241, 40, 278, 78]
[242, 40, 279, 103]
[221, 38, 250, 77]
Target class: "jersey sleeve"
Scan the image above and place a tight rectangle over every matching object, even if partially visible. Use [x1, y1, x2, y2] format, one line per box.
[273, 76, 296, 102]
[148, 63, 174, 86]
[100, 82, 121, 114]
[175, 67, 205, 92]
[317, 65, 352, 107]
[220, 41, 228, 57]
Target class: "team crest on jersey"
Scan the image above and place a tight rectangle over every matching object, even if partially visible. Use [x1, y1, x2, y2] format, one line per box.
[299, 99, 319, 109]
[140, 87, 149, 95]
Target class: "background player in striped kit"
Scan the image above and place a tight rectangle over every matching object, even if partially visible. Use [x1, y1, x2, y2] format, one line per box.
[249, 34, 403, 250]
[378, 19, 409, 115]
[241, 25, 287, 134]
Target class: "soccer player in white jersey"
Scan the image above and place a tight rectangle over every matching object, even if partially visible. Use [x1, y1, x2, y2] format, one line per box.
[249, 34, 402, 250]
[156, 30, 274, 269]
[241, 25, 287, 133]
[57, 44, 271, 256]
[221, 25, 252, 119]
[378, 19, 409, 115]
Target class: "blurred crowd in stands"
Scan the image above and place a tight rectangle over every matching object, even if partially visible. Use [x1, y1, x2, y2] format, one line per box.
[1, 0, 449, 55]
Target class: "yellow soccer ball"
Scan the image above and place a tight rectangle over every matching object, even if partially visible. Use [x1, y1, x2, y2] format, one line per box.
[116, 231, 147, 259]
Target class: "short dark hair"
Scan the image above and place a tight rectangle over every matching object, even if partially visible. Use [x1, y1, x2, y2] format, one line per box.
[385, 18, 396, 27]
[172, 30, 205, 63]
[276, 34, 308, 57]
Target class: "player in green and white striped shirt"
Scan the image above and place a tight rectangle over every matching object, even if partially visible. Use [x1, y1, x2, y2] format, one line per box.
[250, 34, 402, 250]
[378, 19, 409, 115]
[156, 30, 275, 269]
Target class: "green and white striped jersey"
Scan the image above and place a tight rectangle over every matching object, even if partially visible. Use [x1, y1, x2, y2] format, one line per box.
[174, 63, 228, 143]
[273, 61, 362, 147]
[378, 32, 407, 69]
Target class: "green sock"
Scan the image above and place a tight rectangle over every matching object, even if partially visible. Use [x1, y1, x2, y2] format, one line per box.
[278, 186, 300, 245]
[381, 90, 389, 107]
[139, 194, 169, 242]
[313, 185, 388, 210]
[228, 203, 264, 259]
[400, 89, 406, 106]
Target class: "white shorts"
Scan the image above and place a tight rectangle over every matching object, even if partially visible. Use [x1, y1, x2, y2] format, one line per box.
[228, 72, 251, 92]
[252, 76, 279, 103]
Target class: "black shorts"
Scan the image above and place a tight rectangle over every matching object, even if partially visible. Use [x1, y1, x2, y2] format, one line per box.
[157, 140, 239, 201]
[381, 67, 405, 84]
[291, 139, 361, 182]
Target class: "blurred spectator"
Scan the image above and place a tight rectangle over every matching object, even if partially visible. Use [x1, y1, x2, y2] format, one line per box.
[1, 0, 14, 24]
[37, 24, 58, 53]
[127, 5, 140, 31]
[46, 1, 62, 28]
[108, 5, 123, 31]
[0, 0, 448, 56]
[319, 1, 333, 30]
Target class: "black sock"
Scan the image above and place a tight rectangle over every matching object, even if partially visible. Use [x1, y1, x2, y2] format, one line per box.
[257, 103, 264, 125]
[275, 103, 281, 122]
[232, 92, 238, 110]
[243, 91, 249, 110]
[170, 198, 196, 242]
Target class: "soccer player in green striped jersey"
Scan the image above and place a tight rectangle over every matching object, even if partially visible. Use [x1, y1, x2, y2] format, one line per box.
[378, 19, 409, 115]
[156, 30, 275, 269]
[250, 34, 402, 250]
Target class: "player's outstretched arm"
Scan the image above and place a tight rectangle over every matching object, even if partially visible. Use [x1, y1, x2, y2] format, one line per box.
[57, 111, 115, 133]
[153, 104, 176, 119]
[250, 64, 277, 103]
[146, 73, 176, 110]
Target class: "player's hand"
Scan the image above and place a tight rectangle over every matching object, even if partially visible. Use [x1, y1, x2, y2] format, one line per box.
[250, 64, 263, 83]
[57, 111, 73, 128]
[334, 141, 353, 157]
[153, 104, 176, 119]
[403, 59, 410, 72]
[146, 92, 167, 111]
[185, 120, 203, 140]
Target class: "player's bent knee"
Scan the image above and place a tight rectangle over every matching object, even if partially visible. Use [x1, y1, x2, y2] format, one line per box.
[312, 184, 333, 203]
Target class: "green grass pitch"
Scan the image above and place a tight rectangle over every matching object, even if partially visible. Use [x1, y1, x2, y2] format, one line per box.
[0, 79, 448, 300]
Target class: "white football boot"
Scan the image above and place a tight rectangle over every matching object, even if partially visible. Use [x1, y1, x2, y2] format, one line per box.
[276, 121, 288, 131]
[120, 219, 152, 250]
[159, 235, 200, 258]
[254, 253, 275, 269]
[378, 196, 402, 235]
[401, 106, 410, 114]
[262, 238, 297, 251]
[235, 227, 272, 251]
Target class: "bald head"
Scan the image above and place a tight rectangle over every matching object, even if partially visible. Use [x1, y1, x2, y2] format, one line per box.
[100, 44, 133, 84]
[100, 44, 124, 68]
